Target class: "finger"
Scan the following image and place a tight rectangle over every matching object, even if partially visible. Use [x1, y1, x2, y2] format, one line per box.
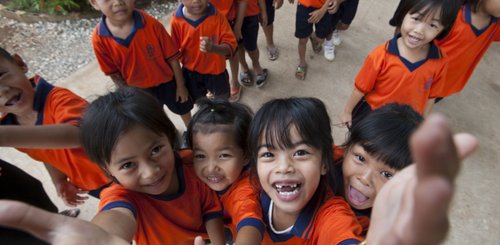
[453, 133, 478, 160]
[194, 236, 204, 245]
[76, 189, 89, 195]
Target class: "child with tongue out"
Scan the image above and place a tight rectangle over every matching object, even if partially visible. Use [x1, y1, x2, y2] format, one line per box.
[334, 103, 423, 234]
[248, 97, 364, 244]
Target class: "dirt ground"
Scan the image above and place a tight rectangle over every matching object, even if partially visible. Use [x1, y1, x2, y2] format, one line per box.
[1, 0, 499, 243]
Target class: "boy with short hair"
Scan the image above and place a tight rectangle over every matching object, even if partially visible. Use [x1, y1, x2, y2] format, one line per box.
[0, 47, 110, 206]
[170, 0, 238, 101]
[291, 0, 333, 80]
[89, 0, 193, 129]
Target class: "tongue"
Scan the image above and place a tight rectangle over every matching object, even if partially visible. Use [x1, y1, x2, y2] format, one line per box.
[349, 187, 368, 203]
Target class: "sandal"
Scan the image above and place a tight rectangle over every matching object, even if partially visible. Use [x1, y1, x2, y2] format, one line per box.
[295, 65, 307, 80]
[255, 69, 268, 88]
[309, 36, 322, 54]
[266, 46, 279, 61]
[59, 208, 80, 218]
[239, 71, 253, 87]
[229, 85, 242, 102]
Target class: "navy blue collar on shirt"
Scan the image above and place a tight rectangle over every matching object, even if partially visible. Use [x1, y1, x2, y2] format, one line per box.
[149, 152, 186, 201]
[260, 191, 319, 242]
[1, 76, 54, 126]
[387, 34, 441, 72]
[464, 3, 498, 37]
[175, 3, 216, 28]
[97, 10, 144, 47]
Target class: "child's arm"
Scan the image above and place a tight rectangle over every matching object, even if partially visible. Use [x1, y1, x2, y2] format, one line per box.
[92, 208, 137, 242]
[327, 0, 344, 14]
[235, 226, 262, 245]
[109, 73, 128, 88]
[200, 37, 233, 56]
[204, 217, 225, 245]
[423, 98, 436, 117]
[234, 0, 248, 40]
[258, 0, 268, 27]
[0, 124, 80, 148]
[308, 0, 333, 24]
[168, 59, 189, 103]
[341, 87, 365, 127]
[273, 0, 284, 9]
[44, 163, 88, 207]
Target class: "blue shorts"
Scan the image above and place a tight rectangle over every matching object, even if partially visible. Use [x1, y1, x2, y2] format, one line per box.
[331, 0, 359, 29]
[241, 15, 260, 51]
[183, 68, 230, 103]
[295, 4, 332, 39]
[265, 0, 276, 26]
[145, 80, 194, 115]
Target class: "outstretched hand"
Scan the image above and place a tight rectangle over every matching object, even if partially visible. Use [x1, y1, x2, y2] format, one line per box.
[366, 114, 478, 245]
[0, 200, 129, 245]
[55, 180, 89, 207]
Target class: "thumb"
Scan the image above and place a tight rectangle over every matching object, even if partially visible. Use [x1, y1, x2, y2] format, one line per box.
[194, 236, 205, 245]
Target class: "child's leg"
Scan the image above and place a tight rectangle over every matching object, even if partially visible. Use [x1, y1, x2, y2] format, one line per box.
[180, 112, 192, 128]
[263, 0, 278, 60]
[228, 52, 241, 101]
[298, 38, 308, 67]
[295, 5, 314, 68]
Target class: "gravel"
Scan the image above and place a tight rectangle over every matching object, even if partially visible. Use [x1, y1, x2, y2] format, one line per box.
[0, 1, 178, 84]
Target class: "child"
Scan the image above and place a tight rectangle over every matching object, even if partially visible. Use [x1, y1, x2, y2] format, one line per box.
[262, 0, 284, 61]
[292, 0, 333, 80]
[334, 103, 423, 233]
[248, 97, 363, 244]
[187, 99, 264, 244]
[237, 0, 269, 88]
[323, 0, 359, 61]
[435, 0, 500, 97]
[0, 112, 481, 245]
[0, 47, 110, 206]
[78, 87, 225, 244]
[89, 0, 194, 133]
[210, 0, 244, 101]
[170, 0, 238, 102]
[340, 0, 460, 127]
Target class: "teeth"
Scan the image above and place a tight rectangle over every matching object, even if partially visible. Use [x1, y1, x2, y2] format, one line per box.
[274, 183, 298, 189]
[277, 189, 300, 196]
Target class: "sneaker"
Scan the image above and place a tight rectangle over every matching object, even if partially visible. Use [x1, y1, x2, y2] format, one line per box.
[179, 131, 189, 149]
[332, 30, 342, 46]
[323, 40, 335, 61]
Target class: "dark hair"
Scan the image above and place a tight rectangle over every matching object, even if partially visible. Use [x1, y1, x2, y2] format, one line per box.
[80, 87, 178, 167]
[467, 0, 481, 12]
[393, 0, 461, 39]
[342, 103, 423, 170]
[248, 97, 335, 204]
[187, 98, 253, 157]
[0, 47, 14, 62]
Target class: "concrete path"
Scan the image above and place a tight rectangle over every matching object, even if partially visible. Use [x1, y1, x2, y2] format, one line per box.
[1, 0, 499, 243]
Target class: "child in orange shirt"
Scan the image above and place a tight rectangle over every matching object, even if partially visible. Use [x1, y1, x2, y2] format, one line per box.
[341, 0, 460, 127]
[170, 0, 238, 102]
[334, 103, 423, 234]
[435, 0, 500, 97]
[248, 97, 363, 244]
[89, 0, 193, 135]
[188, 99, 263, 244]
[77, 87, 225, 244]
[0, 47, 110, 206]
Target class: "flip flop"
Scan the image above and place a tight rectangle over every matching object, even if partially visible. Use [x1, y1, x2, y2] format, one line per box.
[256, 69, 268, 88]
[266, 46, 279, 61]
[239, 71, 253, 87]
[295, 65, 307, 80]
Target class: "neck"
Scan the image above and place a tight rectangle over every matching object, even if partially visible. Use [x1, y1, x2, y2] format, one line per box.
[271, 203, 299, 231]
[15, 110, 38, 125]
[397, 37, 429, 63]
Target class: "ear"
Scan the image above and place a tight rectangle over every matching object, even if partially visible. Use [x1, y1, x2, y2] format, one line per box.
[12, 54, 28, 74]
[321, 162, 327, 175]
[88, 0, 100, 11]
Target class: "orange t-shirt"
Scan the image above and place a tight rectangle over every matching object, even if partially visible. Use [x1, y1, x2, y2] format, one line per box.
[355, 36, 447, 114]
[99, 152, 223, 245]
[238, 0, 261, 17]
[260, 192, 363, 244]
[210, 0, 237, 21]
[171, 4, 237, 75]
[218, 170, 264, 239]
[91, 10, 180, 88]
[0, 76, 109, 191]
[435, 4, 500, 97]
[298, 0, 326, 9]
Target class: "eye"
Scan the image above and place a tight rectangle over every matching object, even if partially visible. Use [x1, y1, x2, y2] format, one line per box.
[194, 153, 206, 160]
[294, 149, 309, 157]
[219, 153, 232, 159]
[381, 171, 393, 180]
[120, 162, 135, 170]
[259, 151, 274, 158]
[151, 145, 163, 156]
[354, 154, 365, 163]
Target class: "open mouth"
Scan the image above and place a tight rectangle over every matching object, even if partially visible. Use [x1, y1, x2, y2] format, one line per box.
[273, 182, 302, 200]
[407, 35, 422, 45]
[206, 175, 225, 183]
[5, 93, 21, 107]
[348, 185, 369, 206]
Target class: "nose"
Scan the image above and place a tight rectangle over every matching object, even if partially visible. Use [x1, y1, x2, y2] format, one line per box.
[206, 159, 219, 173]
[141, 161, 160, 180]
[413, 22, 425, 34]
[275, 155, 294, 174]
[357, 169, 373, 187]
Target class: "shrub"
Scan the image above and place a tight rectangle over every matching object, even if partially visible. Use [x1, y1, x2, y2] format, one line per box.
[6, 0, 91, 15]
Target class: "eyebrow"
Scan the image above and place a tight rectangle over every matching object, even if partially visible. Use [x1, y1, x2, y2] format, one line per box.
[112, 139, 162, 165]
[415, 12, 441, 22]
[257, 140, 310, 151]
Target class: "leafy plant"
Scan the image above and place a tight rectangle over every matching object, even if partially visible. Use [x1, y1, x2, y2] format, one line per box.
[6, 0, 91, 15]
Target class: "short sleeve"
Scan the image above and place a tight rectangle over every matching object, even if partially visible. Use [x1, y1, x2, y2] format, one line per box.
[153, 19, 181, 62]
[99, 184, 138, 217]
[45, 88, 88, 126]
[355, 47, 383, 94]
[315, 198, 363, 244]
[429, 59, 448, 98]
[217, 14, 237, 57]
[91, 29, 119, 75]
[493, 23, 500, 41]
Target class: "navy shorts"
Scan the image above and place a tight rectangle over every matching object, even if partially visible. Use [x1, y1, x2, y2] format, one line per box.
[145, 80, 194, 115]
[295, 4, 332, 39]
[183, 68, 230, 103]
[331, 0, 359, 29]
[265, 0, 276, 26]
[241, 15, 260, 51]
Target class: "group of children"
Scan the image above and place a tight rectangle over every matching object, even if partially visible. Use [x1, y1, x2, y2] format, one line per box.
[0, 0, 496, 243]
